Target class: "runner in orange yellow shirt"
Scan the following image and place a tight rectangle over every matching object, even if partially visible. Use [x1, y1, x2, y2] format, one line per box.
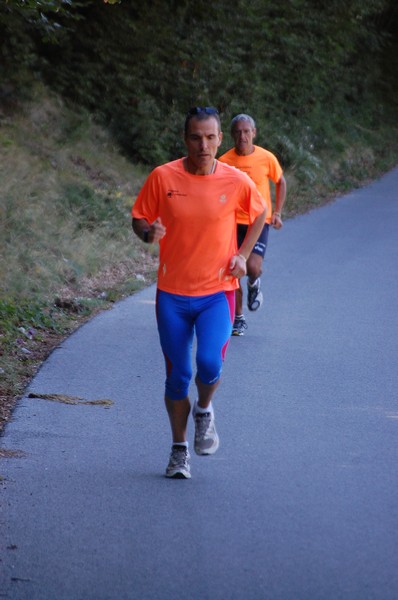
[132, 107, 266, 479]
[219, 114, 287, 335]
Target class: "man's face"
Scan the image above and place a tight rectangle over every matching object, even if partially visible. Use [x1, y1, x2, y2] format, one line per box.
[184, 116, 223, 171]
[232, 120, 256, 155]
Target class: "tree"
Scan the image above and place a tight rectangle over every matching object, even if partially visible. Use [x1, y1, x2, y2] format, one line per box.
[1, 1, 86, 42]
[2, 0, 396, 166]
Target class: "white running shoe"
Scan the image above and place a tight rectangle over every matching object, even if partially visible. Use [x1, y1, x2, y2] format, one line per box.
[165, 445, 191, 479]
[192, 402, 220, 455]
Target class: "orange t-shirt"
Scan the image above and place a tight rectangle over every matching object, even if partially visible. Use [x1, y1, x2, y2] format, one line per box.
[132, 158, 265, 296]
[218, 145, 283, 224]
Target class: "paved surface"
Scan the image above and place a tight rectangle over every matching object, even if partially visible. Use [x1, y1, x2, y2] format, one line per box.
[1, 167, 398, 600]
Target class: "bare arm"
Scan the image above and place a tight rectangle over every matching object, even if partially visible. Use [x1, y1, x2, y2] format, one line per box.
[229, 209, 267, 277]
[132, 217, 166, 243]
[271, 174, 287, 230]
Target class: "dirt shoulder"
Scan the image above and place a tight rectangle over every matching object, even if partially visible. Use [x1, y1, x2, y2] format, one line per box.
[0, 257, 158, 436]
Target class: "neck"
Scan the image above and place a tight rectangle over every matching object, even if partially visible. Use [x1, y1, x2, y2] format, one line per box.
[184, 157, 216, 176]
[236, 145, 255, 156]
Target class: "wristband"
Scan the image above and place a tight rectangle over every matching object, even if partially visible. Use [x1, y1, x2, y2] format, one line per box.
[238, 253, 247, 262]
[274, 212, 281, 217]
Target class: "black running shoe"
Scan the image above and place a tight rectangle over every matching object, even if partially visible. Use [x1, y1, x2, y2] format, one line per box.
[247, 278, 263, 311]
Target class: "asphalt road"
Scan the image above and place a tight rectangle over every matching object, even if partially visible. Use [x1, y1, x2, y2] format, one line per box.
[1, 167, 397, 600]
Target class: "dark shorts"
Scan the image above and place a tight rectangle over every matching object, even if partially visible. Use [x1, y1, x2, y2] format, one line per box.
[237, 223, 269, 259]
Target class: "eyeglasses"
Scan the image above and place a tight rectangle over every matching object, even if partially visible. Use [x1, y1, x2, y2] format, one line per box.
[187, 107, 219, 116]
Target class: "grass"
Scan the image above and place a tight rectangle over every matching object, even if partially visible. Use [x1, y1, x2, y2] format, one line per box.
[0, 84, 159, 429]
[1, 82, 398, 433]
[0, 86, 154, 297]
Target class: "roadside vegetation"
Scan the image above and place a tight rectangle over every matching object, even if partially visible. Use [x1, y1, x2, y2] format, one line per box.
[0, 86, 158, 429]
[0, 0, 397, 432]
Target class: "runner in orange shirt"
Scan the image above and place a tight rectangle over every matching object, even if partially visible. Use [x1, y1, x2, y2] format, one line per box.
[132, 107, 266, 478]
[219, 114, 287, 335]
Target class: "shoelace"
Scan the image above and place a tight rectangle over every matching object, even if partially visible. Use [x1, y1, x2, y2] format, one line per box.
[195, 413, 212, 438]
[170, 447, 188, 465]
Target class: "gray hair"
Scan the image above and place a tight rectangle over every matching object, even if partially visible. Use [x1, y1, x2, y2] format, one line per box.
[230, 113, 256, 134]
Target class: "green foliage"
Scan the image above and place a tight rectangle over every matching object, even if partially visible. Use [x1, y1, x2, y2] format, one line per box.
[1, 0, 397, 169]
[0, 84, 158, 408]
[0, 0, 85, 99]
[2, 0, 85, 40]
[0, 85, 151, 301]
[60, 183, 126, 231]
[0, 298, 63, 341]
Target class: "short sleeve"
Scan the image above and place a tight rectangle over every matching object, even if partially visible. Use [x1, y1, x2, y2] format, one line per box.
[132, 168, 161, 223]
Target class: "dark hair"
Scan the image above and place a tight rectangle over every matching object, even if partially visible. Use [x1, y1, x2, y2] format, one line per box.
[184, 107, 221, 136]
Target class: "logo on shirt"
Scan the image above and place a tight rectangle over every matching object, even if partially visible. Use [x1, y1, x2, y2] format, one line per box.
[218, 267, 232, 282]
[219, 194, 227, 204]
[167, 189, 187, 199]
